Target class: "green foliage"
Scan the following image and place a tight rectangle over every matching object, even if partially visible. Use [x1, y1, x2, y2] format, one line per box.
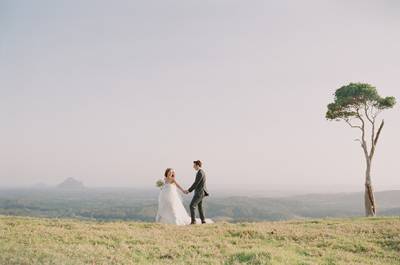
[326, 82, 396, 120]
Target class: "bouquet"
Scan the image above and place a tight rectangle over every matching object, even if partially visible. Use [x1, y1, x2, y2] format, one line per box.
[156, 179, 164, 189]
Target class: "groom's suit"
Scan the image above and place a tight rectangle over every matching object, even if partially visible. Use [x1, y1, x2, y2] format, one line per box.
[188, 168, 209, 224]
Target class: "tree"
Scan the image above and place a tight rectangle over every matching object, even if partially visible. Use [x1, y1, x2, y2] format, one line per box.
[326, 83, 396, 216]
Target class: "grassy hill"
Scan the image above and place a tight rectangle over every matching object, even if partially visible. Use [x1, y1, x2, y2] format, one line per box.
[0, 216, 399, 265]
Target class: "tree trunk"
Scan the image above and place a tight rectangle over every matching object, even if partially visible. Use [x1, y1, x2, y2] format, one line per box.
[364, 161, 376, 216]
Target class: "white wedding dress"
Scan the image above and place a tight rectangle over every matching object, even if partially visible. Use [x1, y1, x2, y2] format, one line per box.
[155, 182, 213, 225]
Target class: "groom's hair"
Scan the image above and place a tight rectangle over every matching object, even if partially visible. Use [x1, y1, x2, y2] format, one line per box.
[193, 160, 202, 167]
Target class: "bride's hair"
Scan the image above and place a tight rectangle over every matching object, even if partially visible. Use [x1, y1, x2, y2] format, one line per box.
[164, 168, 175, 178]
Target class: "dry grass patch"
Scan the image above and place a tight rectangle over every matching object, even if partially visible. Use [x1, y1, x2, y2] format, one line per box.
[0, 216, 399, 265]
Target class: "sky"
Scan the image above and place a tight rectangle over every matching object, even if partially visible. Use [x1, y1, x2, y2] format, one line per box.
[1, 0, 399, 193]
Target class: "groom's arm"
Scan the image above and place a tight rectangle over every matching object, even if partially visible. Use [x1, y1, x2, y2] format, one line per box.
[188, 172, 203, 193]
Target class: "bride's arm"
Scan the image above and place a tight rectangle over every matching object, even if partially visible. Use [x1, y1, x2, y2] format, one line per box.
[173, 179, 185, 193]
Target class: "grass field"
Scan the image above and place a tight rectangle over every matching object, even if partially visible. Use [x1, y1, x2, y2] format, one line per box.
[0, 215, 399, 265]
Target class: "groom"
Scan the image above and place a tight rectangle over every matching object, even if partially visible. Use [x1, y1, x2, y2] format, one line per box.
[184, 160, 209, 224]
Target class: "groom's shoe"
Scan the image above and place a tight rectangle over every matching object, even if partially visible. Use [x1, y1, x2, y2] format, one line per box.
[201, 221, 206, 224]
[190, 221, 196, 225]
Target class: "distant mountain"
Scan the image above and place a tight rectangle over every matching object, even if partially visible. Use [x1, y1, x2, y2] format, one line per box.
[57, 178, 85, 190]
[379, 207, 400, 216]
[32, 182, 48, 189]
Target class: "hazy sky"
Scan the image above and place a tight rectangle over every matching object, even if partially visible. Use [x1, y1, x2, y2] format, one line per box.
[1, 0, 399, 192]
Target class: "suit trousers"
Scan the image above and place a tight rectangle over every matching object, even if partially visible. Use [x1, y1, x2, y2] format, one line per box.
[190, 192, 205, 223]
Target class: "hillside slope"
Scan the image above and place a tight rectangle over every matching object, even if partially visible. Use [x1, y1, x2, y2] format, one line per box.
[0, 216, 399, 265]
[2, 189, 400, 221]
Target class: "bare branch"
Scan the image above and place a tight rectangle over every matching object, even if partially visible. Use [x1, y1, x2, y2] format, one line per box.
[343, 119, 362, 130]
[354, 139, 363, 145]
[356, 109, 370, 160]
[373, 109, 383, 119]
[374, 119, 385, 146]
[371, 120, 375, 150]
[369, 119, 385, 160]
[364, 104, 374, 124]
[364, 104, 375, 147]
[363, 103, 378, 148]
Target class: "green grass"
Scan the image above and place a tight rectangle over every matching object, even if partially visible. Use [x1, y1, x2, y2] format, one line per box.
[0, 216, 399, 265]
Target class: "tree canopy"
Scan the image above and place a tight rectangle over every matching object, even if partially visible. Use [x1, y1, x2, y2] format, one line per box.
[326, 83, 396, 121]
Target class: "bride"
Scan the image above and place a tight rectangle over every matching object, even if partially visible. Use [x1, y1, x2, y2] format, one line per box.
[156, 168, 212, 225]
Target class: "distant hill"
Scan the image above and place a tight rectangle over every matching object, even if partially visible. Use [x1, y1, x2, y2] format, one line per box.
[31, 182, 48, 189]
[0, 188, 399, 222]
[56, 178, 85, 189]
[0, 215, 399, 265]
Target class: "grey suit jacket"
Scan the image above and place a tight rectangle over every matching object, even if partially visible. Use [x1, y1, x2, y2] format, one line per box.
[188, 169, 209, 196]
